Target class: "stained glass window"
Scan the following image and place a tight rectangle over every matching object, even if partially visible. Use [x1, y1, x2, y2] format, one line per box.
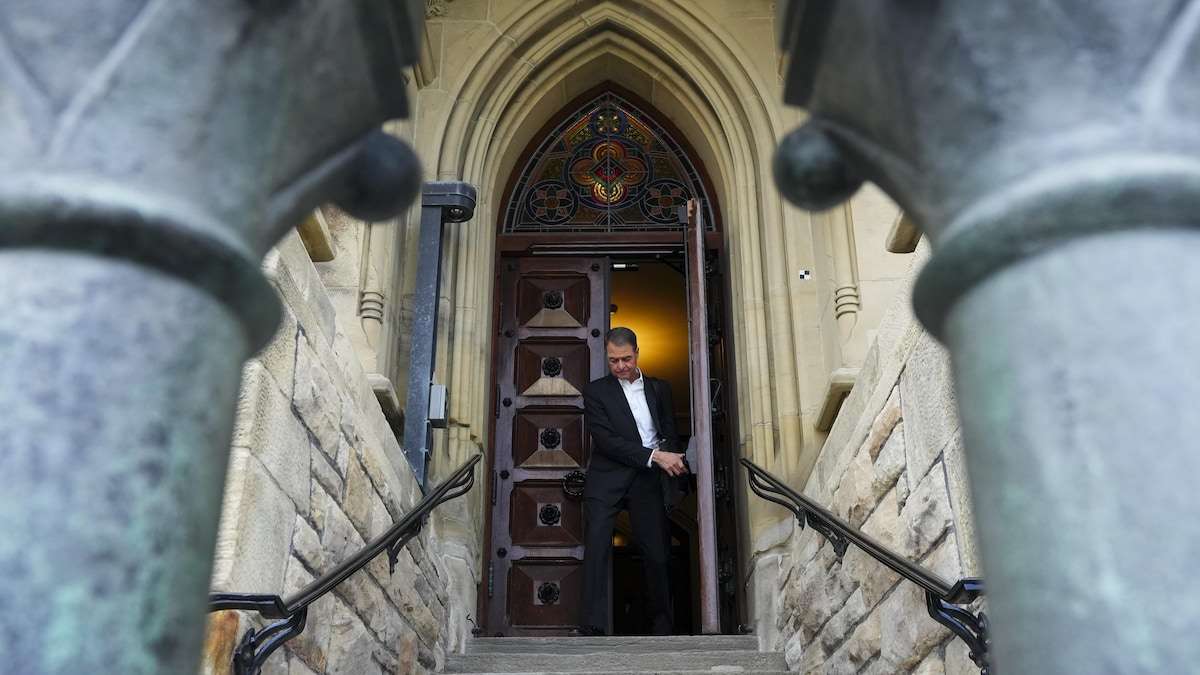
[504, 93, 716, 232]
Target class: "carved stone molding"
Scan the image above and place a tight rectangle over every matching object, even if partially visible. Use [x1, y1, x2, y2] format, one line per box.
[426, 0, 454, 18]
[885, 212, 920, 254]
[360, 289, 386, 348]
[815, 367, 857, 433]
[297, 209, 336, 262]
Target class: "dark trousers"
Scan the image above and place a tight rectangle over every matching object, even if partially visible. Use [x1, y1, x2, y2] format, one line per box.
[580, 469, 673, 634]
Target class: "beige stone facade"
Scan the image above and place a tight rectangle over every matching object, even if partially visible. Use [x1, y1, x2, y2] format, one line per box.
[202, 231, 454, 675]
[202, 2, 978, 673]
[765, 243, 982, 674]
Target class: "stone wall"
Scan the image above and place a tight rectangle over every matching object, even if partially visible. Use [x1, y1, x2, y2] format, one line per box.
[768, 242, 984, 674]
[200, 232, 457, 675]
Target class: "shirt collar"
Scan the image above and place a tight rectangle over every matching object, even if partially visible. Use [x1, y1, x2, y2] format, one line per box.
[618, 369, 644, 386]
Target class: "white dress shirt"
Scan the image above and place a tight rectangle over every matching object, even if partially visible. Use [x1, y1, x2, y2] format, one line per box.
[618, 370, 660, 467]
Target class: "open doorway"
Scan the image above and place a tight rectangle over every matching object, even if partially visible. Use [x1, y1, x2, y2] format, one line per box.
[607, 261, 699, 635]
[481, 245, 743, 636]
[480, 85, 743, 637]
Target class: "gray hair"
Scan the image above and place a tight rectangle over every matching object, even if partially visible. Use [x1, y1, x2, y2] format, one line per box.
[605, 326, 638, 351]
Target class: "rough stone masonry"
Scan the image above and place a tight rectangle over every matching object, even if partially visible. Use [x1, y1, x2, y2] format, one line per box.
[771, 245, 984, 675]
[202, 231, 453, 675]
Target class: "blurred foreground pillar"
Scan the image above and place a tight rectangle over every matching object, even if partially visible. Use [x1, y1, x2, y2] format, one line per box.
[0, 2, 426, 672]
[774, 3, 1200, 672]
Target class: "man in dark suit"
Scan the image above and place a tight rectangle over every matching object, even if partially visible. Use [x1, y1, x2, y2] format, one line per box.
[578, 327, 687, 636]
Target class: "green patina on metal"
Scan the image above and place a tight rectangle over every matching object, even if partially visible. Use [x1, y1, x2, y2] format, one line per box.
[0, 1, 426, 672]
[774, 1, 1200, 672]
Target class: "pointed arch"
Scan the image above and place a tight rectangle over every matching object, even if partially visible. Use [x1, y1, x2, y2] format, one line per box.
[501, 86, 719, 234]
[422, 3, 817, 541]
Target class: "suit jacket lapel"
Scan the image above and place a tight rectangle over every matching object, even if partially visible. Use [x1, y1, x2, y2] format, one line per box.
[642, 376, 662, 440]
[607, 374, 639, 434]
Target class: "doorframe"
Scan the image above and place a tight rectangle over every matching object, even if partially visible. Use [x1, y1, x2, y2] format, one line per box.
[477, 231, 744, 635]
[477, 259, 504, 637]
[477, 80, 742, 635]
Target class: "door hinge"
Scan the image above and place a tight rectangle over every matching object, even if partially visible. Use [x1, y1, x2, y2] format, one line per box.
[487, 562, 495, 598]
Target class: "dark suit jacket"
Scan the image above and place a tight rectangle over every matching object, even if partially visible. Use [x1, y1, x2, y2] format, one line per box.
[582, 373, 681, 506]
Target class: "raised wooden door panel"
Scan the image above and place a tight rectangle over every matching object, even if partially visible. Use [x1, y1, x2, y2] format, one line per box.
[507, 560, 585, 629]
[516, 276, 591, 328]
[488, 256, 607, 636]
[512, 409, 587, 469]
[514, 340, 590, 398]
[509, 480, 584, 548]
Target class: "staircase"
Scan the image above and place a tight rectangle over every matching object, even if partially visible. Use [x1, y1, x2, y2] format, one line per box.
[447, 635, 788, 674]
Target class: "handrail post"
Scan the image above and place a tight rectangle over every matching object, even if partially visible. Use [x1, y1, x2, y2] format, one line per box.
[402, 181, 477, 486]
[0, 3, 425, 673]
[773, 3, 1200, 671]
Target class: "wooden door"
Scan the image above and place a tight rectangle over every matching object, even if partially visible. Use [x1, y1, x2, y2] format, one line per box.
[486, 256, 608, 636]
[683, 201, 720, 634]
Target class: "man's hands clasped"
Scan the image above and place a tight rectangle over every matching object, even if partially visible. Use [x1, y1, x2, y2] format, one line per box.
[651, 449, 688, 477]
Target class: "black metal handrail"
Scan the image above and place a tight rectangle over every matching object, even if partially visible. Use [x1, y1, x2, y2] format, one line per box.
[741, 457, 989, 674]
[210, 454, 481, 675]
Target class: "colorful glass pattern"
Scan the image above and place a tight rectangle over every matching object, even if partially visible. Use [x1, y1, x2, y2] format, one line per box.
[504, 93, 716, 232]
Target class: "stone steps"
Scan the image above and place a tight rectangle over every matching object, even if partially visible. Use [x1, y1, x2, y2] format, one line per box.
[449, 636, 784, 674]
[446, 667, 792, 672]
[466, 635, 760, 654]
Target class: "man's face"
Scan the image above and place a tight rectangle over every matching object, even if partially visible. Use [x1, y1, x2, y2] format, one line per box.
[606, 342, 639, 381]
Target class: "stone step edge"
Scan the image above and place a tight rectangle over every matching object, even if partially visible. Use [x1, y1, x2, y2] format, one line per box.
[467, 635, 759, 640]
[466, 636, 761, 654]
[445, 652, 788, 674]
[450, 652, 784, 658]
[448, 651, 784, 660]
[446, 667, 792, 672]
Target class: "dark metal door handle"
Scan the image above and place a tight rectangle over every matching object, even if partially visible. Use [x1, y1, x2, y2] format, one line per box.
[562, 470, 586, 498]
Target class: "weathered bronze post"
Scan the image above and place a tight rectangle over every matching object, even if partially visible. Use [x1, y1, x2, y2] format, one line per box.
[0, 2, 424, 673]
[775, 3, 1200, 672]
